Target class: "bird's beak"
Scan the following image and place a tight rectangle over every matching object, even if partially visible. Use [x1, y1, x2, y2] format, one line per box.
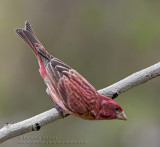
[117, 111, 127, 120]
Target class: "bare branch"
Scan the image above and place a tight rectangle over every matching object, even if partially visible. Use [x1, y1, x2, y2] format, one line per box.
[0, 108, 62, 144]
[1, 62, 160, 143]
[98, 62, 160, 98]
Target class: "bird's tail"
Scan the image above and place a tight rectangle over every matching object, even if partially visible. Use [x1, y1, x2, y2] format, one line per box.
[15, 21, 42, 56]
[15, 21, 52, 61]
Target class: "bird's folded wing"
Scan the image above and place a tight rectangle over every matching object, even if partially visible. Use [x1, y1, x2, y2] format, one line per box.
[41, 53, 99, 115]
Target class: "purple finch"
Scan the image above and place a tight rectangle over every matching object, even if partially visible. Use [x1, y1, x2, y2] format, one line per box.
[15, 21, 127, 120]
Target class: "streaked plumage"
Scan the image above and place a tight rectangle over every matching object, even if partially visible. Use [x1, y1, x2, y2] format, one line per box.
[15, 21, 127, 120]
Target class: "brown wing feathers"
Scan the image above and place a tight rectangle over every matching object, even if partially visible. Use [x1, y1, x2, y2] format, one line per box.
[46, 57, 71, 83]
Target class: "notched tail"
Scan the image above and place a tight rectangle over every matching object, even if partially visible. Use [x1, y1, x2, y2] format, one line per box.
[15, 21, 52, 61]
[15, 21, 41, 56]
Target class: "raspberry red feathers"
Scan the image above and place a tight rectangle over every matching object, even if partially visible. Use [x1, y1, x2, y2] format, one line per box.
[15, 21, 127, 120]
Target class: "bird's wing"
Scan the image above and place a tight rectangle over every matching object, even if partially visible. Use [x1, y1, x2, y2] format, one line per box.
[37, 48, 99, 115]
[58, 69, 99, 115]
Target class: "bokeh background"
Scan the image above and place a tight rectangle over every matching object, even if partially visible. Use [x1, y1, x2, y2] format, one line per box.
[0, 0, 160, 147]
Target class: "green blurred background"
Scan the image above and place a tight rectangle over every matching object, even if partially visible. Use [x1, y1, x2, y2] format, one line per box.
[1, 0, 160, 147]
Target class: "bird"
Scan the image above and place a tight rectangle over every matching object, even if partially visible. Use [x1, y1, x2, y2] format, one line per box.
[14, 21, 127, 120]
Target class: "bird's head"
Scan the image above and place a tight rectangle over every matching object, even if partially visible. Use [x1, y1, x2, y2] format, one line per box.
[96, 95, 127, 120]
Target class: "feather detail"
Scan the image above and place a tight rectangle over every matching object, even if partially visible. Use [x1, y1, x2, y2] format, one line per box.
[15, 21, 126, 120]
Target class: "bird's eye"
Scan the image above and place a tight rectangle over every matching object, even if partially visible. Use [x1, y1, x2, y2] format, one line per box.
[115, 106, 119, 111]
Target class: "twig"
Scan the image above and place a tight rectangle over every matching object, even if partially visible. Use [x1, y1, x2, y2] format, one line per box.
[0, 108, 62, 144]
[98, 62, 160, 98]
[0, 62, 160, 143]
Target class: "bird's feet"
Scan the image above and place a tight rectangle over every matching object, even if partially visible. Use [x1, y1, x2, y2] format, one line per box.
[54, 103, 70, 118]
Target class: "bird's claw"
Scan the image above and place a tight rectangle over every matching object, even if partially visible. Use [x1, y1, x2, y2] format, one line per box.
[54, 103, 69, 118]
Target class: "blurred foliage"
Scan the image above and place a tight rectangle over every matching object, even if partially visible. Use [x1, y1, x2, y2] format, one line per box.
[0, 0, 160, 147]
